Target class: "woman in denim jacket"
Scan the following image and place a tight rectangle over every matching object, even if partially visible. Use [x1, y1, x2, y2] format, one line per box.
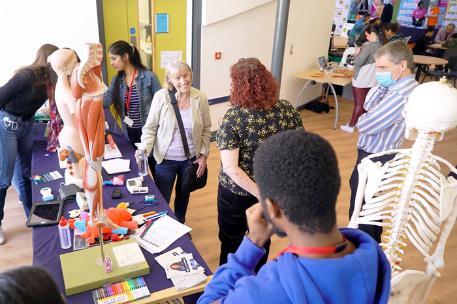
[104, 40, 161, 171]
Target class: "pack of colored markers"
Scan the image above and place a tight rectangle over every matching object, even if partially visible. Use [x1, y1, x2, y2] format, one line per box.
[92, 276, 150, 304]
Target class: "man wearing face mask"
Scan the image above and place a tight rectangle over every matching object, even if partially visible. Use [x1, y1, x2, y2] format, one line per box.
[348, 41, 418, 242]
[198, 130, 391, 304]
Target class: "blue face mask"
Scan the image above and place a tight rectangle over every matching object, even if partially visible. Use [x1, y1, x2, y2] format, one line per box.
[376, 71, 395, 87]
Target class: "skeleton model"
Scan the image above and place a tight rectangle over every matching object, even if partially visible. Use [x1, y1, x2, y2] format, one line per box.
[349, 79, 457, 303]
[48, 49, 85, 188]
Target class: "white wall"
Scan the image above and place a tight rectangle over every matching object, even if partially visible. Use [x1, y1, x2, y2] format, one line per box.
[200, 0, 335, 131]
[0, 0, 99, 85]
[202, 0, 273, 26]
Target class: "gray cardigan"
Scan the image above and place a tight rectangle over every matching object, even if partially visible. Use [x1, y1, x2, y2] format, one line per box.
[353, 41, 382, 79]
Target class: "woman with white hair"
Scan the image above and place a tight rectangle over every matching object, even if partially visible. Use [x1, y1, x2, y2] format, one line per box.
[139, 62, 211, 223]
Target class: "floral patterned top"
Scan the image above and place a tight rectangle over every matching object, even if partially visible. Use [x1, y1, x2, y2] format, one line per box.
[216, 99, 304, 196]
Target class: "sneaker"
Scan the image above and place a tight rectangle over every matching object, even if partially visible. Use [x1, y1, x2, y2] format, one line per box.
[0, 226, 5, 245]
[340, 124, 354, 133]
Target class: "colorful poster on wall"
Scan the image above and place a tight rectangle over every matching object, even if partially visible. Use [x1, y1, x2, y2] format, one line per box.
[397, 0, 420, 25]
[445, 0, 457, 25]
[334, 0, 352, 35]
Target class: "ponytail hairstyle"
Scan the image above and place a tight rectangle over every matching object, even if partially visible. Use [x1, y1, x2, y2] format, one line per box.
[366, 23, 386, 45]
[108, 40, 146, 118]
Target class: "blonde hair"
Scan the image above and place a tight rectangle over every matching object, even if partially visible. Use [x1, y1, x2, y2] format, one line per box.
[164, 61, 192, 90]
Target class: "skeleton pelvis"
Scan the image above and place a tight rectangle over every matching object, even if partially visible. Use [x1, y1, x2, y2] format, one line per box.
[390, 270, 436, 304]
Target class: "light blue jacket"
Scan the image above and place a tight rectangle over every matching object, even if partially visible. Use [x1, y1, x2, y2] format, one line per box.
[104, 68, 161, 138]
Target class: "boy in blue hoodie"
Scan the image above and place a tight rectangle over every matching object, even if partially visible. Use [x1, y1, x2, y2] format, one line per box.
[198, 130, 391, 304]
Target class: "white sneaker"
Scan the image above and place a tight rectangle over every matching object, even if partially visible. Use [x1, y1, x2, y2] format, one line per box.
[340, 124, 355, 133]
[0, 226, 5, 245]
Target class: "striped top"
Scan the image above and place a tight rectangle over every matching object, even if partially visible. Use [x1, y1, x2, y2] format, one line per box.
[356, 75, 418, 153]
[124, 84, 142, 128]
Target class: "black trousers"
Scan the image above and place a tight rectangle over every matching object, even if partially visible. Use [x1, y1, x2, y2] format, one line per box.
[126, 126, 156, 175]
[349, 148, 395, 243]
[217, 184, 270, 271]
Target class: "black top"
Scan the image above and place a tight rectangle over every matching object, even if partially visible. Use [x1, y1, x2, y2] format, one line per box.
[0, 68, 48, 120]
[381, 4, 393, 24]
[412, 35, 434, 55]
[216, 99, 304, 196]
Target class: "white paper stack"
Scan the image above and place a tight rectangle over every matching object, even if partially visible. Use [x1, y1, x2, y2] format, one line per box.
[134, 215, 191, 254]
[101, 158, 130, 174]
[103, 144, 122, 160]
[155, 247, 207, 290]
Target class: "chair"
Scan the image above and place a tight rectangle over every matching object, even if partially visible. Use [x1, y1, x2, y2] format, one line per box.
[421, 56, 457, 87]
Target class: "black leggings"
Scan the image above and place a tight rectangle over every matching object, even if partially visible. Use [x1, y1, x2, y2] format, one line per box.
[217, 184, 270, 271]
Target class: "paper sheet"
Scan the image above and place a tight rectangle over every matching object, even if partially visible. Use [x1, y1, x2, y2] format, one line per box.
[112, 241, 146, 267]
[103, 144, 122, 160]
[102, 159, 131, 174]
[135, 216, 191, 254]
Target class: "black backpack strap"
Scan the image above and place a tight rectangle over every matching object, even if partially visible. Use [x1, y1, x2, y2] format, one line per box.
[168, 89, 191, 160]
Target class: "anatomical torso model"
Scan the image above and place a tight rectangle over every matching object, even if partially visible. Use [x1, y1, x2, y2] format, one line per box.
[349, 79, 457, 303]
[48, 49, 85, 187]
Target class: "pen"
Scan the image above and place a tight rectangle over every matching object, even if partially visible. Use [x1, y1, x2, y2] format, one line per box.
[144, 211, 168, 221]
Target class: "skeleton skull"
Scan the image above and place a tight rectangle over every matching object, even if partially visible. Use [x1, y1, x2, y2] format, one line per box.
[404, 79, 457, 141]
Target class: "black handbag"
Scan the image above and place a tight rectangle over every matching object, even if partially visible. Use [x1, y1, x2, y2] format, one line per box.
[168, 89, 208, 193]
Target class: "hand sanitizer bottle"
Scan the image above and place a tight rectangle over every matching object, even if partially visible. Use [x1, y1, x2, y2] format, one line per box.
[58, 216, 72, 249]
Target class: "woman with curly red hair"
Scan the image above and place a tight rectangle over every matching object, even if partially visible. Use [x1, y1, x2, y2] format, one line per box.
[216, 57, 303, 267]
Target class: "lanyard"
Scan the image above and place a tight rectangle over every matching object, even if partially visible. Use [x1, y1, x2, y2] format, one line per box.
[275, 237, 347, 259]
[125, 69, 137, 114]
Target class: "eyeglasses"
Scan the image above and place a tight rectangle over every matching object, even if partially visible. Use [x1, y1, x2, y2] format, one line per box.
[3, 117, 18, 130]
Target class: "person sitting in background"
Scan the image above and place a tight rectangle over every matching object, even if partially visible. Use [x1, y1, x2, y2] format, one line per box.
[435, 23, 457, 44]
[412, 27, 435, 55]
[0, 266, 65, 304]
[427, 2, 440, 28]
[412, 1, 426, 27]
[443, 33, 457, 60]
[384, 22, 404, 43]
[198, 130, 391, 304]
[348, 13, 371, 46]
[341, 23, 385, 133]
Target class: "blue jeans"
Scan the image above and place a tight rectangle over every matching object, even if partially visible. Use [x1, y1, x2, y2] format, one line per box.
[154, 158, 194, 223]
[0, 110, 34, 225]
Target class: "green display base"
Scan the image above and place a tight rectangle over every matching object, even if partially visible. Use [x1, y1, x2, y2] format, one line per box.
[60, 238, 150, 296]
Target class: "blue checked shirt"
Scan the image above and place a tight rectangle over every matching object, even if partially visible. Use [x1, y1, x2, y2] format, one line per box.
[356, 75, 418, 153]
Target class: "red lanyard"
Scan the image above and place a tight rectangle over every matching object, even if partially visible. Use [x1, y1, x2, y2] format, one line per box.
[125, 69, 137, 113]
[275, 237, 347, 259]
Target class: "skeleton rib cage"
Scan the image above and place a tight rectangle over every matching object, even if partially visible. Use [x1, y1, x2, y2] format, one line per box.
[349, 132, 457, 303]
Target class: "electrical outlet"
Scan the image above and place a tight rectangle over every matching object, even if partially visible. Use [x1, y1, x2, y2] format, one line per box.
[289, 44, 294, 55]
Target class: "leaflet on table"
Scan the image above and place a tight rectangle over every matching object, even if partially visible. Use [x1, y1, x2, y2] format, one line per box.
[154, 247, 207, 290]
[103, 144, 122, 160]
[101, 158, 130, 174]
[134, 215, 191, 254]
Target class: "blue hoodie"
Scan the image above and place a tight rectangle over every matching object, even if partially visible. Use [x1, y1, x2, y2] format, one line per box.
[198, 228, 391, 304]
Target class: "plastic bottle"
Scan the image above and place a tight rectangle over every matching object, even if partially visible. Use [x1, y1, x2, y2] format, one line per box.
[135, 143, 148, 177]
[58, 216, 72, 249]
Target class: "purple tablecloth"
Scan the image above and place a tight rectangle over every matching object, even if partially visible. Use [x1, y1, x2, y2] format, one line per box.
[31, 134, 211, 303]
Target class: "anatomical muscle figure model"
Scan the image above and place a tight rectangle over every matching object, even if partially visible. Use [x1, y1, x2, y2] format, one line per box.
[349, 78, 457, 303]
[71, 43, 114, 271]
[48, 49, 85, 188]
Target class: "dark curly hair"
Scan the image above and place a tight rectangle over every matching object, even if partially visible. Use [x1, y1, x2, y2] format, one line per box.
[229, 57, 278, 110]
[254, 130, 341, 234]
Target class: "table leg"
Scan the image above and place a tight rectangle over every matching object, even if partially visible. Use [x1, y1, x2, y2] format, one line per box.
[328, 83, 339, 130]
[295, 81, 309, 105]
[415, 64, 424, 81]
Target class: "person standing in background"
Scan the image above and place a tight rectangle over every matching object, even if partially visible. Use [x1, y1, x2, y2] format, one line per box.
[104, 40, 161, 174]
[140, 62, 211, 224]
[381, 0, 394, 24]
[216, 58, 303, 268]
[341, 23, 385, 133]
[427, 2, 440, 28]
[412, 1, 427, 27]
[0, 44, 58, 245]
